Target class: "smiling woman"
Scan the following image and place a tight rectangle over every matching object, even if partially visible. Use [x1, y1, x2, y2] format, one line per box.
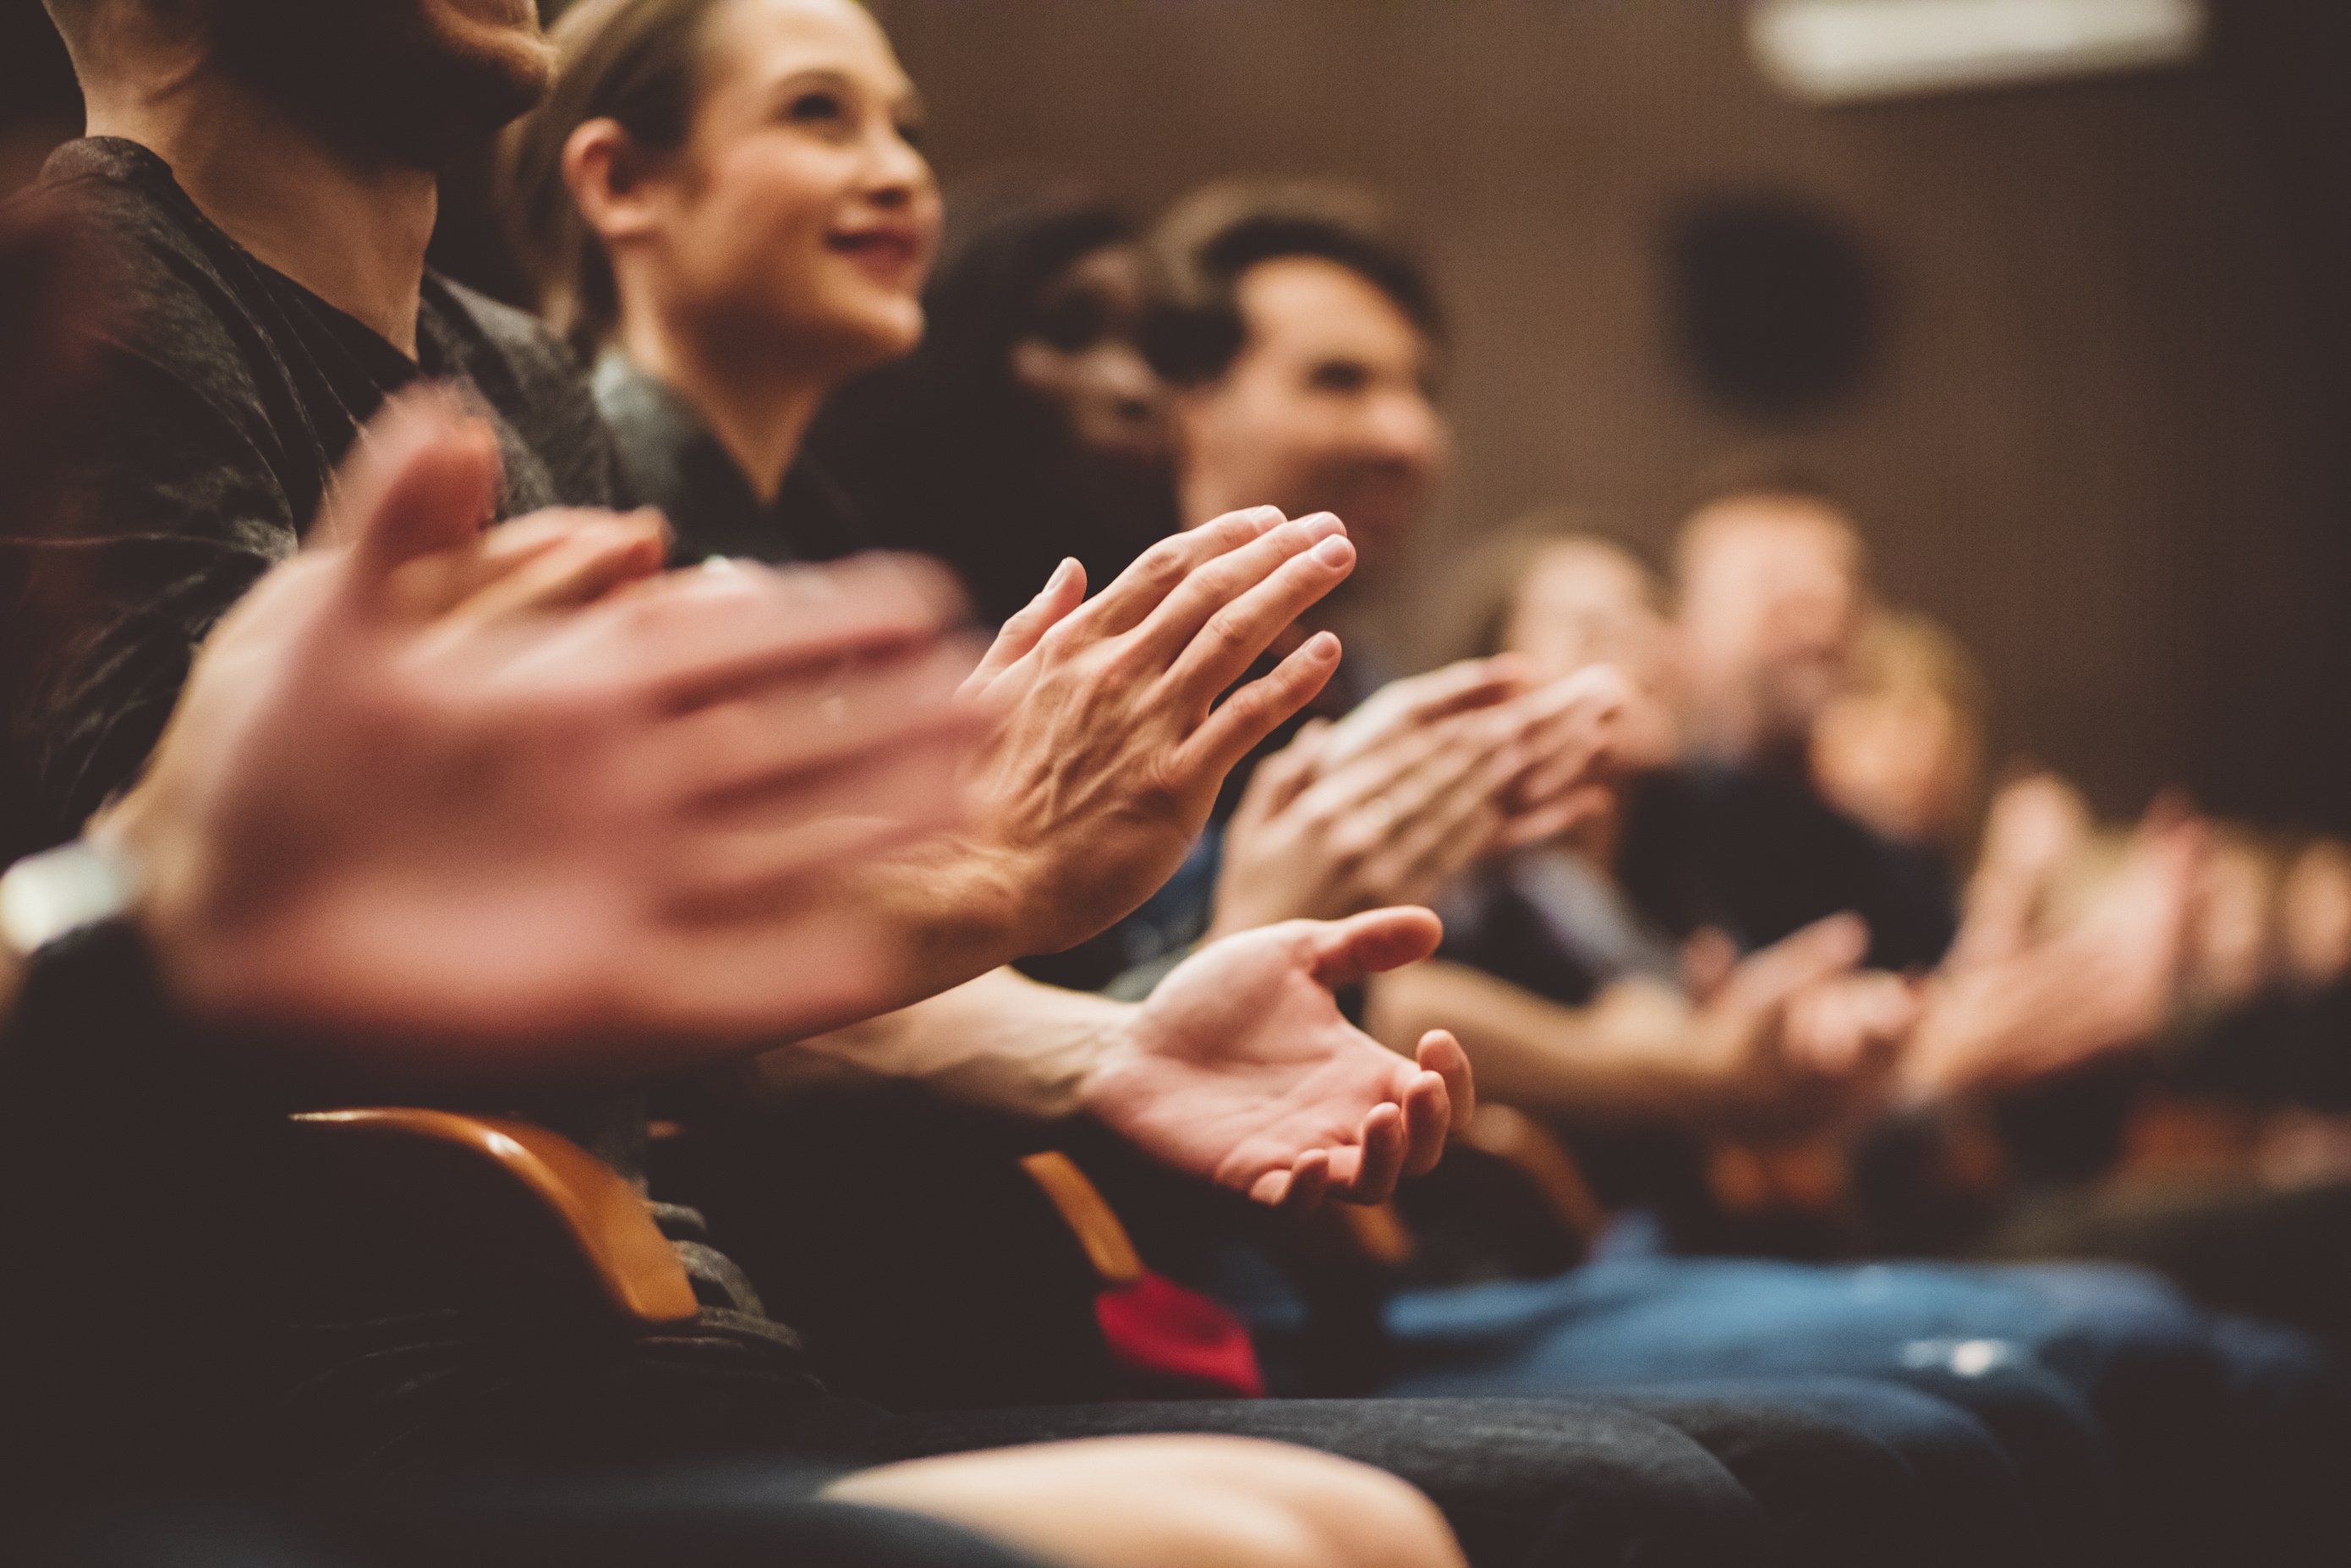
[502, 0, 940, 562]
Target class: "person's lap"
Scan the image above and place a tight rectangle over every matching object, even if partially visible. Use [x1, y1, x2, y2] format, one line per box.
[39, 1486, 1052, 1568]
[1374, 1249, 2343, 1567]
[874, 1396, 1767, 1568]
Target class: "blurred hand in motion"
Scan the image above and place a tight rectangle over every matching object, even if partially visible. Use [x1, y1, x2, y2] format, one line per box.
[1669, 912, 1910, 1135]
[1081, 907, 1474, 1209]
[1945, 772, 2095, 972]
[951, 508, 1357, 954]
[1207, 657, 1652, 939]
[1899, 802, 2202, 1101]
[102, 393, 989, 1081]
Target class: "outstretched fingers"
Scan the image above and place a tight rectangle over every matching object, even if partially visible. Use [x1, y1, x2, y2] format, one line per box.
[1398, 1066, 1453, 1177]
[964, 556, 1085, 694]
[1074, 507, 1287, 639]
[436, 511, 670, 627]
[1252, 1148, 1331, 1212]
[1326, 1101, 1409, 1205]
[1177, 630, 1343, 783]
[1416, 1029, 1475, 1127]
[655, 638, 985, 809]
[1153, 518, 1356, 699]
[1304, 905, 1445, 990]
[1321, 656, 1529, 770]
[597, 554, 969, 705]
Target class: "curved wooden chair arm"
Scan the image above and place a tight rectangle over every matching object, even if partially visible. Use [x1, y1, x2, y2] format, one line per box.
[293, 1108, 701, 1328]
[1330, 1200, 1417, 1267]
[1017, 1150, 1145, 1286]
[1455, 1103, 1609, 1248]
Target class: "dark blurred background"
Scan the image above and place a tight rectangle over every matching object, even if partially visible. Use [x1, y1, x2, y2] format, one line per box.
[8, 0, 2350, 831]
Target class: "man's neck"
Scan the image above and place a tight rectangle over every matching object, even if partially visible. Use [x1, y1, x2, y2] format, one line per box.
[618, 310, 827, 505]
[86, 73, 436, 357]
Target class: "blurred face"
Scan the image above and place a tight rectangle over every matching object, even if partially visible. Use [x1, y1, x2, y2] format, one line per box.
[1675, 498, 1866, 758]
[210, 0, 552, 167]
[1502, 540, 1681, 774]
[1505, 542, 1674, 690]
[1811, 686, 1978, 846]
[1011, 243, 1170, 468]
[634, 0, 940, 381]
[1176, 255, 1450, 571]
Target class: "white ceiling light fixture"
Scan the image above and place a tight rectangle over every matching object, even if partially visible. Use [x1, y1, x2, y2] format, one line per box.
[1749, 0, 2207, 105]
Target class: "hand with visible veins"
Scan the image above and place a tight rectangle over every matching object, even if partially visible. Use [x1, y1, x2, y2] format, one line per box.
[937, 509, 1359, 959]
[99, 393, 990, 1082]
[1082, 907, 1475, 1209]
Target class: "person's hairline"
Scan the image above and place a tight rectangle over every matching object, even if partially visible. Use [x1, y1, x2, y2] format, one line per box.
[1674, 491, 1866, 589]
[1227, 250, 1438, 362]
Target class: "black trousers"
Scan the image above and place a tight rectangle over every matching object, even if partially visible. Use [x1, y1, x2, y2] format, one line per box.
[39, 1493, 1054, 1568]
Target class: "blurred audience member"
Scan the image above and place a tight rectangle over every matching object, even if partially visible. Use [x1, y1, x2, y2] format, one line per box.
[1619, 477, 1959, 973]
[813, 188, 1179, 622]
[1378, 517, 1905, 1141]
[1154, 178, 1447, 669]
[1811, 611, 1987, 856]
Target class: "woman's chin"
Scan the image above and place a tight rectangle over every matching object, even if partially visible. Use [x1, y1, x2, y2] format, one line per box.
[827, 305, 925, 374]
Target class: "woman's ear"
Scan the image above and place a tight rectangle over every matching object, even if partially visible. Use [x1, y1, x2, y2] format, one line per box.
[562, 118, 665, 244]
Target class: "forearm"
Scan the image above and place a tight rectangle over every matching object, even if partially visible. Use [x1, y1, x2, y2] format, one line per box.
[823, 837, 1047, 1018]
[751, 965, 1133, 1120]
[1366, 960, 1709, 1125]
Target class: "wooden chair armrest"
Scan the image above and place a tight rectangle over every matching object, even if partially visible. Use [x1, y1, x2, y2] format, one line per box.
[1017, 1151, 1145, 1286]
[1454, 1103, 1609, 1249]
[293, 1108, 701, 1328]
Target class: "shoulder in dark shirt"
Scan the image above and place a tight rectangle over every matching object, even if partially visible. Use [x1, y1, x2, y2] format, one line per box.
[6, 138, 615, 851]
[595, 353, 869, 567]
[1616, 759, 1959, 972]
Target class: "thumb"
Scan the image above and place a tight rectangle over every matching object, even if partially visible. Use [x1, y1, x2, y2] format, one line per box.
[1305, 905, 1444, 990]
[319, 391, 504, 607]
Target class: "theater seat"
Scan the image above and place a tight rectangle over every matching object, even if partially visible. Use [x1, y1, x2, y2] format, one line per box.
[289, 1104, 1259, 1400]
[288, 1108, 701, 1328]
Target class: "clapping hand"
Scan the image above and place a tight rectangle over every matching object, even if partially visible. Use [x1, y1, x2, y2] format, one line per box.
[1081, 907, 1474, 1209]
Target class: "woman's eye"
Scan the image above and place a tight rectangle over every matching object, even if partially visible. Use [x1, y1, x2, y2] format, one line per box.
[786, 90, 847, 125]
[896, 118, 925, 149]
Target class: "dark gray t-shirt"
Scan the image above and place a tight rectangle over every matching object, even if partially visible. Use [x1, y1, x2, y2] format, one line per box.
[6, 142, 814, 1440]
[9, 137, 617, 851]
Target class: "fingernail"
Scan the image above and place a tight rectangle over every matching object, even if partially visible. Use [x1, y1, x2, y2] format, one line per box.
[1298, 511, 1345, 540]
[1311, 535, 1355, 567]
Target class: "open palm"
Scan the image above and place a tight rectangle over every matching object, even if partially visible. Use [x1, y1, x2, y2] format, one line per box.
[1080, 908, 1474, 1209]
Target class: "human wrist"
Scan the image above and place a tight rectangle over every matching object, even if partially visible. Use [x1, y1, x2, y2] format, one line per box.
[1067, 995, 1153, 1123]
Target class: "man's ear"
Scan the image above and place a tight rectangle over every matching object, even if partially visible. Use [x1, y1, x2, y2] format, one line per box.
[561, 118, 667, 248]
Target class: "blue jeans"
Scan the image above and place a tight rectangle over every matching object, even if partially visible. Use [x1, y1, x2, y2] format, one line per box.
[1370, 1247, 2346, 1566]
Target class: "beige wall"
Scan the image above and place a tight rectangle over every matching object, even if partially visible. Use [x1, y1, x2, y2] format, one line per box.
[873, 0, 2351, 827]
